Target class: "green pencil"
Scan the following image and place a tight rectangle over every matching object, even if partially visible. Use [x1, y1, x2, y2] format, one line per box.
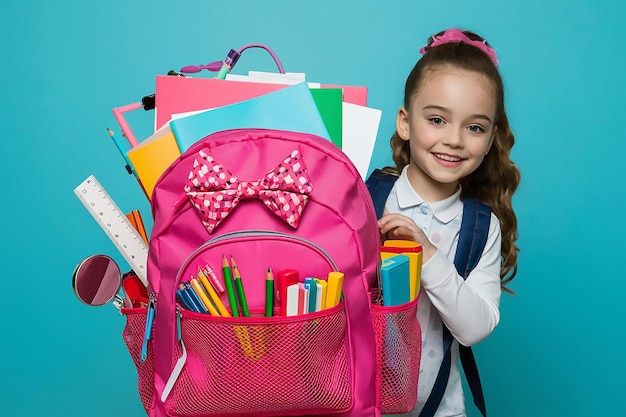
[230, 256, 250, 317]
[265, 268, 275, 317]
[222, 255, 239, 317]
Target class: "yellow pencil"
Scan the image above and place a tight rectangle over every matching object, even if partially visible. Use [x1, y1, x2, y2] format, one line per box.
[197, 268, 230, 317]
[190, 278, 220, 316]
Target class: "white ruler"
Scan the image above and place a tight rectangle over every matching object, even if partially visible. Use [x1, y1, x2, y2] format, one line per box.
[74, 175, 149, 287]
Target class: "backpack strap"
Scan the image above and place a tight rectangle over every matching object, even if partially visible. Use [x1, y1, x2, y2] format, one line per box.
[365, 168, 398, 219]
[364, 169, 490, 417]
[420, 198, 490, 417]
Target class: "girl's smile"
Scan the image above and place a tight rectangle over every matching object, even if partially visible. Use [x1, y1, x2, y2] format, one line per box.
[396, 66, 498, 201]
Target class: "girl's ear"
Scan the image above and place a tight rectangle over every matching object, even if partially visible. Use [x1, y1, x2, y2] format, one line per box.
[396, 107, 410, 142]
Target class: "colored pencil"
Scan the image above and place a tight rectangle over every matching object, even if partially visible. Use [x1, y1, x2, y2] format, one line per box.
[222, 255, 239, 317]
[265, 268, 275, 317]
[230, 256, 250, 317]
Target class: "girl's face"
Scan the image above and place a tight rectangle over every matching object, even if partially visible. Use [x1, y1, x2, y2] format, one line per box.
[397, 66, 497, 202]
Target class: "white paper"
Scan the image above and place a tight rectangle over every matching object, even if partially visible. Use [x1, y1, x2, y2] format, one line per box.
[341, 102, 382, 179]
[225, 71, 321, 88]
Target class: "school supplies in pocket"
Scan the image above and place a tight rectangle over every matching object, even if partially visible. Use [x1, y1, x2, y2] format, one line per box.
[381, 240, 423, 301]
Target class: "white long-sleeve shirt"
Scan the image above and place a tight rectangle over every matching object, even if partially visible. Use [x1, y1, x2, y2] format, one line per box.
[384, 166, 502, 417]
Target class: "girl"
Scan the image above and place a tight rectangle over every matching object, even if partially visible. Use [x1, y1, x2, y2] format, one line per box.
[377, 28, 520, 416]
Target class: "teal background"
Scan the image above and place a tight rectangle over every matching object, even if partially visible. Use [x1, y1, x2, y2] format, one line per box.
[1, 0, 624, 416]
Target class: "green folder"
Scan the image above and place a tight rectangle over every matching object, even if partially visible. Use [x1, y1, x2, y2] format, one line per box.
[310, 88, 343, 149]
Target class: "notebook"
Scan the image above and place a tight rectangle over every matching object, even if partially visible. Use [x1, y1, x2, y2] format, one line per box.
[380, 254, 411, 306]
[381, 240, 423, 301]
[126, 124, 181, 199]
[169, 82, 330, 153]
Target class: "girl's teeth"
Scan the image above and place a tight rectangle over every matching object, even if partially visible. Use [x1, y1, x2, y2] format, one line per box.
[435, 154, 460, 162]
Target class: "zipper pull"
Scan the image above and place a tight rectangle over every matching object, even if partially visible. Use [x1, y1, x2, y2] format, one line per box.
[141, 293, 156, 362]
[176, 305, 182, 341]
[161, 306, 187, 402]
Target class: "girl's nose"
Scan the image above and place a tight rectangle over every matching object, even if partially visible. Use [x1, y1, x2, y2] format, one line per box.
[442, 128, 464, 147]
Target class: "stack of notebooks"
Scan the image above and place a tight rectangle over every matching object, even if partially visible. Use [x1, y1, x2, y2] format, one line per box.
[380, 240, 423, 306]
[124, 74, 381, 199]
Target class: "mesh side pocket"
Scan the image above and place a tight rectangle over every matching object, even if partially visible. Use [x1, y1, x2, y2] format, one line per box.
[122, 309, 155, 413]
[166, 303, 352, 416]
[371, 297, 421, 414]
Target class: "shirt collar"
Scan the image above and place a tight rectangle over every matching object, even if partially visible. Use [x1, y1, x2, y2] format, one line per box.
[395, 165, 463, 224]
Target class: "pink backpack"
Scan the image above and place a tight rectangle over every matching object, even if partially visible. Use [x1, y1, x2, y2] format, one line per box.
[121, 128, 421, 417]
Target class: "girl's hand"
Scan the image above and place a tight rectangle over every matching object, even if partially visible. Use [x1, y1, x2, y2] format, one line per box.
[378, 210, 437, 262]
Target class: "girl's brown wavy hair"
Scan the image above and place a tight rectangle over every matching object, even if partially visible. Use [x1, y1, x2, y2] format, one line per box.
[385, 30, 521, 292]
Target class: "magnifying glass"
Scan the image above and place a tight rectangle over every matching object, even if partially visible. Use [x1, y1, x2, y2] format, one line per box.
[72, 254, 125, 309]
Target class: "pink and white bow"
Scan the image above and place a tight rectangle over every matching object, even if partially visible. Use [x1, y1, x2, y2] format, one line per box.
[184, 148, 313, 234]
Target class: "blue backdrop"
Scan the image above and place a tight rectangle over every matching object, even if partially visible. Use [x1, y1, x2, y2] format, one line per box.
[1, 1, 625, 416]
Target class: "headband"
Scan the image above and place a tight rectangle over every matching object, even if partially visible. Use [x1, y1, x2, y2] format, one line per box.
[419, 28, 499, 65]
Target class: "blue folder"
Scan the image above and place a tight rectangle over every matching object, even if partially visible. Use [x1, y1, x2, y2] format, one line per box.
[169, 81, 330, 152]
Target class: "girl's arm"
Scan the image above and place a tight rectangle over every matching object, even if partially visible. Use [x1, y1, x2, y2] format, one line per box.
[421, 213, 502, 346]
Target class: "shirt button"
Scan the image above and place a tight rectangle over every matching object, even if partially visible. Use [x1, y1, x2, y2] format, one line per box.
[420, 206, 429, 214]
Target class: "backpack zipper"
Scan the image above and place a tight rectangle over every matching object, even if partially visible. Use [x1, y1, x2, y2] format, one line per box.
[140, 292, 156, 362]
[174, 230, 338, 286]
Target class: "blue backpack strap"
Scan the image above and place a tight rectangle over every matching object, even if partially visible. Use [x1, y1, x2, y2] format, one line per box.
[364, 171, 491, 416]
[365, 168, 398, 218]
[420, 198, 490, 417]
[455, 198, 491, 279]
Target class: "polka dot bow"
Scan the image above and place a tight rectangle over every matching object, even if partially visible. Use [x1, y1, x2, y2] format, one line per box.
[184, 148, 313, 234]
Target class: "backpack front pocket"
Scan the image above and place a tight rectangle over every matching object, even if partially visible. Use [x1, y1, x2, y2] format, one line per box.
[165, 303, 352, 416]
[161, 230, 354, 416]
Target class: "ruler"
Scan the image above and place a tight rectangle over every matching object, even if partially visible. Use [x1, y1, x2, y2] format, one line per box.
[74, 175, 149, 287]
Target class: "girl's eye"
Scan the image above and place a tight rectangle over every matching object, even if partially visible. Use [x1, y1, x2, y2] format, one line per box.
[468, 125, 485, 133]
[429, 117, 445, 125]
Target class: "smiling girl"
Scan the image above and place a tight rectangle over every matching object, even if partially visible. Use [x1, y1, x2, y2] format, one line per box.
[377, 28, 521, 417]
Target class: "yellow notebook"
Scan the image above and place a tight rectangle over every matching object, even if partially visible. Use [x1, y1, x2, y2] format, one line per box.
[127, 124, 181, 199]
[381, 240, 423, 300]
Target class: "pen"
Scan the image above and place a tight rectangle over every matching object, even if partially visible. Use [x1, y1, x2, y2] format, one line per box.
[265, 267, 274, 317]
[106, 128, 149, 199]
[216, 49, 241, 80]
[230, 256, 250, 317]
[222, 255, 239, 317]
[106, 127, 135, 175]
[197, 268, 230, 316]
